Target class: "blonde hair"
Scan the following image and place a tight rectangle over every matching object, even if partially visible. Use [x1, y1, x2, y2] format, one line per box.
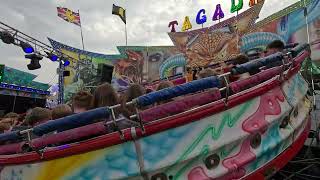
[4, 112, 19, 119]
[73, 91, 93, 110]
[0, 122, 11, 132]
[124, 84, 145, 102]
[233, 54, 249, 65]
[198, 68, 217, 79]
[156, 81, 174, 104]
[25, 107, 51, 126]
[52, 104, 72, 120]
[121, 84, 145, 118]
[156, 81, 174, 91]
[92, 83, 119, 108]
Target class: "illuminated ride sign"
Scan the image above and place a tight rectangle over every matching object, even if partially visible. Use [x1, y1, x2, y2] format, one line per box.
[168, 0, 262, 32]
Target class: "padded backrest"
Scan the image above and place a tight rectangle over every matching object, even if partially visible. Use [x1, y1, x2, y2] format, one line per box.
[33, 107, 110, 136]
[231, 52, 283, 75]
[0, 142, 25, 155]
[31, 122, 108, 149]
[139, 88, 221, 122]
[0, 131, 21, 144]
[290, 43, 310, 57]
[136, 76, 221, 107]
[230, 67, 282, 94]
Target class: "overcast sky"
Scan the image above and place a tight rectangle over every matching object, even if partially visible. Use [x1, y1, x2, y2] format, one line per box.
[0, 0, 299, 84]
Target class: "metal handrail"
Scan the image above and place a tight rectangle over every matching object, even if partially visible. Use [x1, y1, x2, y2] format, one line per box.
[2, 50, 308, 154]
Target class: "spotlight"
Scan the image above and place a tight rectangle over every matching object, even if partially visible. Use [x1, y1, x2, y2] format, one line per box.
[45, 52, 59, 61]
[62, 59, 70, 67]
[20, 41, 34, 54]
[50, 54, 59, 61]
[63, 70, 70, 77]
[25, 53, 43, 70]
[0, 31, 14, 44]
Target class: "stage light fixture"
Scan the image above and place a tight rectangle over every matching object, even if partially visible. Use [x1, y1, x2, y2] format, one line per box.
[50, 54, 58, 61]
[62, 59, 70, 67]
[25, 53, 43, 70]
[45, 52, 59, 61]
[20, 41, 34, 53]
[0, 31, 14, 44]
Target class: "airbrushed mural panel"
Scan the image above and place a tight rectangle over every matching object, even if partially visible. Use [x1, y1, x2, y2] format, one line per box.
[0, 73, 310, 180]
[49, 0, 320, 103]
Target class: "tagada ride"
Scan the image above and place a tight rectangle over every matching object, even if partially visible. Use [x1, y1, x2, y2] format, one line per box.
[0, 43, 313, 180]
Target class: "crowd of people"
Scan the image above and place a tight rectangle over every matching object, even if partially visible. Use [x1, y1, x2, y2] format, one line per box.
[0, 82, 146, 134]
[0, 40, 286, 141]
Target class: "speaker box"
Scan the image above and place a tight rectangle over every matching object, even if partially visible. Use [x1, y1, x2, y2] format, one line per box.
[27, 59, 41, 70]
[98, 64, 114, 84]
[63, 70, 70, 77]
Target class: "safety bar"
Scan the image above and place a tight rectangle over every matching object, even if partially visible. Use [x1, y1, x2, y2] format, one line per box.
[0, 47, 310, 152]
[231, 52, 284, 75]
[33, 107, 111, 136]
[136, 76, 221, 107]
[0, 116, 147, 155]
[285, 43, 299, 49]
[289, 44, 310, 57]
[135, 46, 309, 108]
[130, 49, 309, 121]
[10, 103, 143, 142]
[0, 131, 21, 144]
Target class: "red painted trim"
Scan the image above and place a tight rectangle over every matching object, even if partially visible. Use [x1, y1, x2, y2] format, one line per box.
[244, 117, 311, 180]
[0, 51, 310, 165]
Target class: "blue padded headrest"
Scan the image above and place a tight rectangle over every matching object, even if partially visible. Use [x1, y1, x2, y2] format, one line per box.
[231, 52, 283, 75]
[289, 43, 310, 57]
[33, 107, 110, 136]
[136, 76, 221, 107]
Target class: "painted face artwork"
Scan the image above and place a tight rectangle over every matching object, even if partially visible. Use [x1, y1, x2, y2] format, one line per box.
[310, 19, 320, 60]
[290, 18, 320, 62]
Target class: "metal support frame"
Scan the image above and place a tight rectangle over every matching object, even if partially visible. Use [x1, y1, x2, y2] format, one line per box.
[135, 105, 145, 133]
[0, 21, 87, 67]
[1, 49, 311, 162]
[109, 106, 124, 140]
[0, 21, 92, 104]
[19, 129, 45, 159]
[221, 75, 230, 106]
[107, 101, 146, 140]
[58, 61, 65, 104]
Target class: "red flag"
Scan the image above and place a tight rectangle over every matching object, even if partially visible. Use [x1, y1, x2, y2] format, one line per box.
[57, 7, 81, 26]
